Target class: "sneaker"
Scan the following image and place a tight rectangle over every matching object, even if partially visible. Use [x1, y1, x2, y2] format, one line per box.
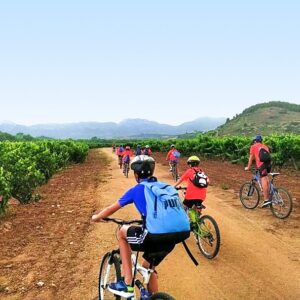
[108, 280, 134, 298]
[261, 200, 272, 208]
[169, 168, 172, 172]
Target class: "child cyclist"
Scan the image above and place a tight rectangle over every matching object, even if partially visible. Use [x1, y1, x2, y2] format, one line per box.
[174, 155, 209, 211]
[122, 145, 133, 173]
[92, 155, 179, 298]
[166, 144, 180, 173]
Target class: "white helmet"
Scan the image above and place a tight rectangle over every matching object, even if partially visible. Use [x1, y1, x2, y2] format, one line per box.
[131, 155, 155, 177]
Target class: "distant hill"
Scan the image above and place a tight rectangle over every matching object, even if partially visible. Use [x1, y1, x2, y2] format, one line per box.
[215, 101, 300, 136]
[0, 117, 225, 139]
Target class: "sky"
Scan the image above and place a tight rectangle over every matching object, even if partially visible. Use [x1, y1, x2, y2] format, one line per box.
[0, 1, 299, 126]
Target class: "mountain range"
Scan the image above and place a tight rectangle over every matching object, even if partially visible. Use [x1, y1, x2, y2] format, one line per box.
[0, 117, 226, 139]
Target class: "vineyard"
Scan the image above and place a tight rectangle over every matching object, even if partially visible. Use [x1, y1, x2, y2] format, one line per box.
[0, 141, 88, 214]
[128, 134, 300, 169]
[1, 134, 299, 215]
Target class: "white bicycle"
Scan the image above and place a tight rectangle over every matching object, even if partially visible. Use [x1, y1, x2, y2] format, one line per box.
[98, 218, 175, 300]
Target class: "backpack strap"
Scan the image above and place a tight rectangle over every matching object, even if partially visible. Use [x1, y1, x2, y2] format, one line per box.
[182, 240, 199, 266]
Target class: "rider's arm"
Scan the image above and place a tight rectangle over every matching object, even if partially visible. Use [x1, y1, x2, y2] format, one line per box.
[174, 177, 184, 187]
[245, 153, 254, 171]
[92, 202, 121, 222]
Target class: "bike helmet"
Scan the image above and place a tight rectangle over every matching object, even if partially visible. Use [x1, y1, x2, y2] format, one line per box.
[170, 144, 175, 148]
[145, 145, 150, 148]
[254, 135, 263, 142]
[125, 145, 130, 150]
[187, 155, 200, 167]
[131, 155, 155, 178]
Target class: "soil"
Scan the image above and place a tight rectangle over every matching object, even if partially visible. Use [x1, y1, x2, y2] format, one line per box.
[0, 148, 299, 300]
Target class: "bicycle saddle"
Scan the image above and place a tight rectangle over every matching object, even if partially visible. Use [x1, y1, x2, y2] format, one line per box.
[269, 173, 280, 177]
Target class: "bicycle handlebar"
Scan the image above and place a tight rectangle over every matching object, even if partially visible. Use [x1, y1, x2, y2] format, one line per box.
[103, 217, 143, 225]
[175, 186, 187, 190]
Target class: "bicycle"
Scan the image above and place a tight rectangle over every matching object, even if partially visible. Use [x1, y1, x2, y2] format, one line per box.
[123, 162, 130, 178]
[98, 217, 175, 300]
[169, 160, 179, 182]
[176, 187, 220, 259]
[239, 168, 293, 219]
[118, 155, 123, 169]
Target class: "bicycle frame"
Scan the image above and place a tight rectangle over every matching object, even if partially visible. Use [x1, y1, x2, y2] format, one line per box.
[251, 169, 276, 199]
[99, 218, 160, 300]
[131, 253, 154, 286]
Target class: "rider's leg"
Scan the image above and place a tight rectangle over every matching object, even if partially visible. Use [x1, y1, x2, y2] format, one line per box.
[142, 259, 158, 293]
[261, 174, 271, 208]
[118, 225, 132, 285]
[261, 176, 270, 200]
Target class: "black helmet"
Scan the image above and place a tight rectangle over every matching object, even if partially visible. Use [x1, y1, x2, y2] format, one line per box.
[254, 135, 263, 142]
[131, 155, 155, 178]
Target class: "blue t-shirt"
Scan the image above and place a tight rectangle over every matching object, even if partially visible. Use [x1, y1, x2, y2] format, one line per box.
[118, 177, 157, 217]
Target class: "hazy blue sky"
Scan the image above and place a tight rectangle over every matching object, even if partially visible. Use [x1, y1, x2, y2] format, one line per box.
[0, 1, 299, 125]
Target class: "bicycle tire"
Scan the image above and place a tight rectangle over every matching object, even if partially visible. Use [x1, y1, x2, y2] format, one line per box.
[171, 164, 178, 182]
[149, 292, 175, 300]
[98, 252, 122, 300]
[270, 187, 293, 219]
[125, 163, 129, 178]
[195, 215, 220, 259]
[239, 182, 260, 209]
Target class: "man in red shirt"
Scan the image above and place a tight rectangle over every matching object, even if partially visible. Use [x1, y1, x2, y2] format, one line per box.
[174, 155, 209, 210]
[166, 144, 180, 173]
[245, 135, 272, 208]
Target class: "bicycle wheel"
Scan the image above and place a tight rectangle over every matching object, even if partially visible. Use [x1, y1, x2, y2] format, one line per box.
[98, 252, 122, 300]
[172, 164, 178, 182]
[194, 215, 220, 259]
[239, 182, 260, 209]
[270, 187, 293, 219]
[125, 163, 129, 178]
[149, 292, 175, 300]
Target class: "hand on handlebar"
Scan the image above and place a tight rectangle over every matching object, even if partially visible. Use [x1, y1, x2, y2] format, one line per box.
[92, 214, 107, 222]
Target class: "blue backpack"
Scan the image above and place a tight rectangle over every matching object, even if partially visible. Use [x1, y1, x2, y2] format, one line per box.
[140, 180, 190, 244]
[173, 150, 181, 158]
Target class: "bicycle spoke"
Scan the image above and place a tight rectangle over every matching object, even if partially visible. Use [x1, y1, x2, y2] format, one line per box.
[195, 215, 220, 259]
[270, 187, 293, 219]
[239, 182, 260, 209]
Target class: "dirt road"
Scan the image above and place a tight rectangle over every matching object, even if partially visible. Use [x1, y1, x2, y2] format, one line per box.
[0, 148, 299, 300]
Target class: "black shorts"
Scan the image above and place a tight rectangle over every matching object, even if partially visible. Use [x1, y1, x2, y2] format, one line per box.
[127, 226, 175, 266]
[183, 199, 203, 208]
[259, 162, 271, 177]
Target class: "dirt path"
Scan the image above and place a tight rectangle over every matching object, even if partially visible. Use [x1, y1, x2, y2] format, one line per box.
[1, 148, 299, 300]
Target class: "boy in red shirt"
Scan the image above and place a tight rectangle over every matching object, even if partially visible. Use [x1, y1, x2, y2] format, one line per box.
[166, 144, 180, 173]
[245, 135, 272, 208]
[122, 146, 133, 172]
[174, 155, 209, 210]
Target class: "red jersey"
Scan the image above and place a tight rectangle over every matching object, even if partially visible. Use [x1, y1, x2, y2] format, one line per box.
[166, 149, 179, 161]
[117, 147, 124, 156]
[122, 149, 133, 162]
[250, 142, 269, 168]
[180, 167, 209, 201]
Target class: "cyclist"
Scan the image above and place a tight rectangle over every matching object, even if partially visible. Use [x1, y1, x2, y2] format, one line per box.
[166, 144, 180, 173]
[245, 135, 272, 208]
[174, 156, 209, 211]
[116, 145, 124, 167]
[91, 155, 176, 297]
[143, 145, 152, 156]
[135, 144, 142, 156]
[122, 146, 133, 173]
[112, 143, 116, 152]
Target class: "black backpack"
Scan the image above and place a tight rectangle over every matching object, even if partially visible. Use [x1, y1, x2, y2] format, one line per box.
[259, 147, 271, 163]
[190, 168, 208, 188]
